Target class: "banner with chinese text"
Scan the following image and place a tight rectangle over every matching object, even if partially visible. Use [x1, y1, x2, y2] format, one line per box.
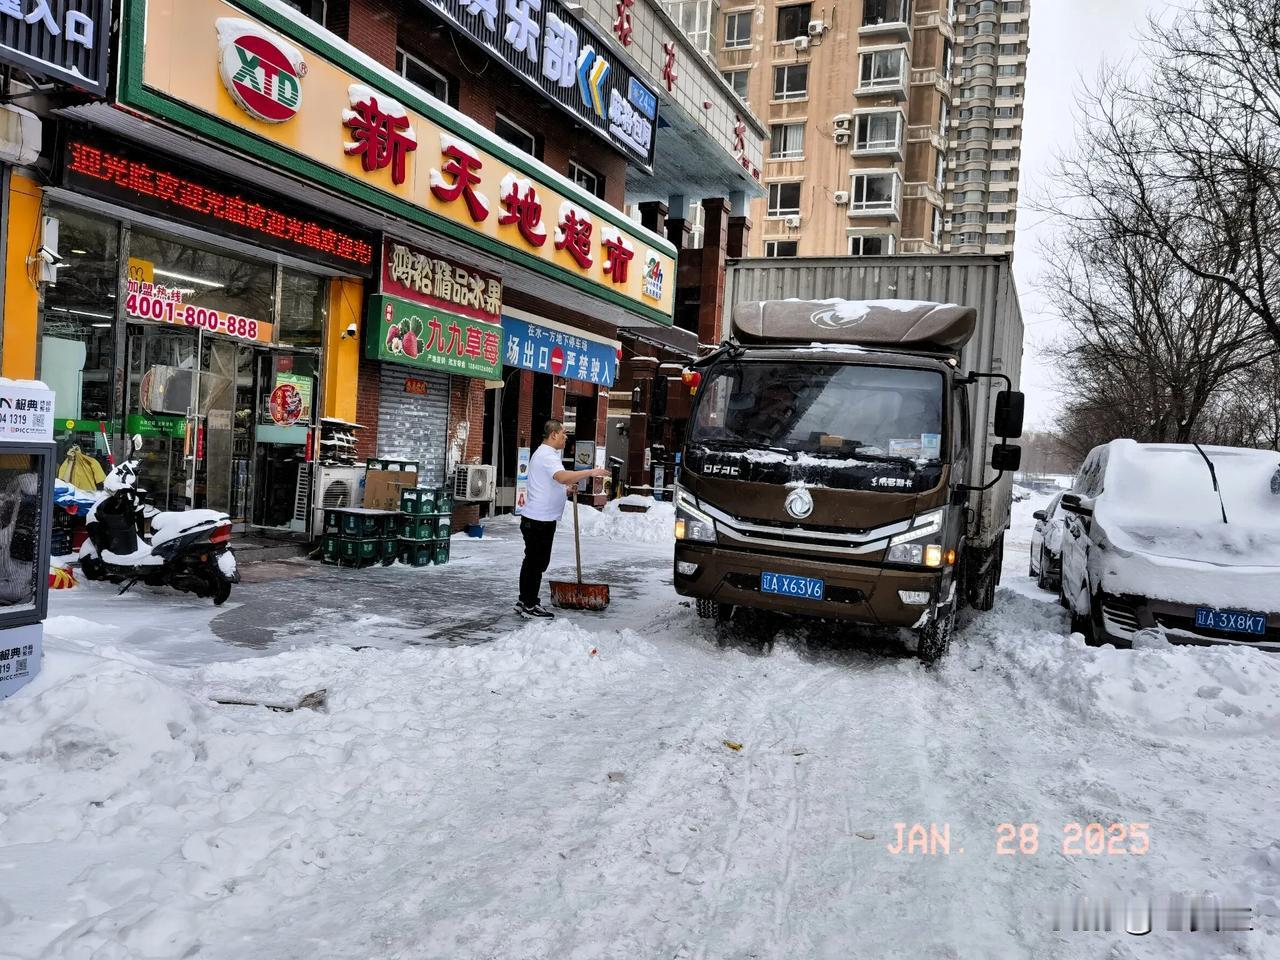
[501, 314, 616, 387]
[119, 0, 676, 325]
[381, 239, 503, 326]
[368, 294, 502, 380]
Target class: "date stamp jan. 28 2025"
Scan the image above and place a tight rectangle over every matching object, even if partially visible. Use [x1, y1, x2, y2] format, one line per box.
[885, 822, 1150, 857]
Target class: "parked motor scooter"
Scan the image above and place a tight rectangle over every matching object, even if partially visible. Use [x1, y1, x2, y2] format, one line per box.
[77, 436, 240, 604]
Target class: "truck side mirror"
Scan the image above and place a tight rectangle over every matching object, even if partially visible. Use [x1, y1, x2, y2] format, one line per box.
[994, 390, 1025, 439]
[991, 443, 1021, 473]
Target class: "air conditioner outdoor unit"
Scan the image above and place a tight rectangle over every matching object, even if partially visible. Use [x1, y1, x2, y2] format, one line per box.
[832, 113, 852, 130]
[793, 36, 810, 52]
[833, 190, 850, 204]
[311, 464, 366, 537]
[808, 19, 827, 36]
[833, 129, 851, 145]
[454, 464, 495, 502]
[784, 214, 802, 229]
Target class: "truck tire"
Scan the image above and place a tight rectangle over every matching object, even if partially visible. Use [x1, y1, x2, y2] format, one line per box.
[696, 598, 733, 622]
[972, 537, 1003, 612]
[917, 598, 956, 664]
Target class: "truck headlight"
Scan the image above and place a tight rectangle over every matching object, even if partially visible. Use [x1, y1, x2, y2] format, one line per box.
[675, 501, 716, 543]
[885, 510, 947, 567]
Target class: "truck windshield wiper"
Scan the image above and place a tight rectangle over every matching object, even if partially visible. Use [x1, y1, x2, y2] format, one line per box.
[696, 437, 794, 456]
[1192, 442, 1229, 524]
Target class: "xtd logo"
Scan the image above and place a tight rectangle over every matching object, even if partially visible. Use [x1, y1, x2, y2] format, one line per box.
[216, 18, 307, 123]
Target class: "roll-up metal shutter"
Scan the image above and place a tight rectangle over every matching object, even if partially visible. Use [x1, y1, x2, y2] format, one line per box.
[376, 366, 449, 487]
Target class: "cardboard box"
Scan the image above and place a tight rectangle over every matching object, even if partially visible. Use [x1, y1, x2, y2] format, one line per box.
[363, 464, 419, 511]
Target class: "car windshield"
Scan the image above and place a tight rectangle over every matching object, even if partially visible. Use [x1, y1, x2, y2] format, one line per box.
[689, 361, 946, 460]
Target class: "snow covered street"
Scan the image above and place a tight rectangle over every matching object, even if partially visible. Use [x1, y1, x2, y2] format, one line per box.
[3, 495, 1279, 959]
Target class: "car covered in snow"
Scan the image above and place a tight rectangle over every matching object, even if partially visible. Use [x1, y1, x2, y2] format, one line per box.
[1059, 439, 1280, 650]
[1028, 492, 1066, 591]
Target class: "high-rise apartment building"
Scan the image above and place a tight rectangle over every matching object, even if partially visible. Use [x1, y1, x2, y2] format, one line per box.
[944, 0, 1030, 254]
[666, 0, 955, 257]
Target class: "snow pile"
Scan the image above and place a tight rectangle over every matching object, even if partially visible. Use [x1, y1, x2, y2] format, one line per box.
[560, 496, 675, 543]
[957, 590, 1280, 737]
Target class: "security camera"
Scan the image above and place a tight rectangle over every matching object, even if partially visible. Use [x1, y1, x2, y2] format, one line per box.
[341, 322, 358, 339]
[36, 246, 62, 266]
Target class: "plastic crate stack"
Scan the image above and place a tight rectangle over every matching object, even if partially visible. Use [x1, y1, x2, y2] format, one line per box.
[397, 487, 454, 566]
[320, 508, 400, 567]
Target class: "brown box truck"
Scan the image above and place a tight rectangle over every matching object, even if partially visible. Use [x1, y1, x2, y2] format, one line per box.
[673, 256, 1025, 662]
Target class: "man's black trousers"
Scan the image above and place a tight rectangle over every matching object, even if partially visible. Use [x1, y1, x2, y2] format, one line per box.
[519, 516, 558, 607]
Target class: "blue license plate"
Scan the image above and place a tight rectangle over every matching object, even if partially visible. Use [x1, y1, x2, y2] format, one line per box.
[761, 572, 825, 600]
[1195, 607, 1268, 635]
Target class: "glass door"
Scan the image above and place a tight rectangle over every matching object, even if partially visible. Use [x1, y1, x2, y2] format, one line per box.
[199, 338, 238, 515]
[126, 324, 198, 511]
[251, 351, 318, 532]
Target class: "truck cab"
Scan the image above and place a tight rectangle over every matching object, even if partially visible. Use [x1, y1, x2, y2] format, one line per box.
[673, 299, 1023, 662]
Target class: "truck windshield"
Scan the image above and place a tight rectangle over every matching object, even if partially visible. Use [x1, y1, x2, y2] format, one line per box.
[690, 362, 945, 461]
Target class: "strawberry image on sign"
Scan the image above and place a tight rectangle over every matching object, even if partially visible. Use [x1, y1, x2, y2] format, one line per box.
[216, 18, 307, 124]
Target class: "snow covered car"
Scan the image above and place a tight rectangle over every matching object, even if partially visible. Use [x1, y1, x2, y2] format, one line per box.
[1058, 440, 1280, 650]
[1028, 492, 1066, 591]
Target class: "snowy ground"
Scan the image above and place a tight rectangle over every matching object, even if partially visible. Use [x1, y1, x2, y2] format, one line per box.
[3, 494, 1279, 958]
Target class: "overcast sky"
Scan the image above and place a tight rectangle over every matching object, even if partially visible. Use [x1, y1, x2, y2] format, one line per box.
[1013, 0, 1165, 429]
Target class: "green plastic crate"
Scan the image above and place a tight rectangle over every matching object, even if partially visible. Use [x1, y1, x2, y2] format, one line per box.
[381, 538, 398, 564]
[435, 489, 454, 513]
[399, 514, 436, 540]
[320, 534, 341, 564]
[400, 487, 437, 515]
[433, 513, 453, 538]
[432, 537, 451, 566]
[337, 509, 396, 538]
[322, 509, 343, 534]
[397, 538, 434, 567]
[339, 537, 382, 567]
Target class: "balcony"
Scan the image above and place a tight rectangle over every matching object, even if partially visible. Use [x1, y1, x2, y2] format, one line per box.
[915, 10, 955, 42]
[860, 1, 912, 41]
[848, 173, 902, 221]
[906, 124, 947, 151]
[909, 67, 950, 97]
[856, 72, 908, 101]
[904, 182, 944, 208]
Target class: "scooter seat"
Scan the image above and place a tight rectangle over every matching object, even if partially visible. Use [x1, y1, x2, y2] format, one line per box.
[102, 546, 165, 566]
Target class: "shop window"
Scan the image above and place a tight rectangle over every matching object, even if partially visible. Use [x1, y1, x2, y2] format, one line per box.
[41, 207, 119, 427]
[396, 48, 456, 108]
[279, 270, 327, 349]
[496, 113, 542, 159]
[129, 229, 274, 326]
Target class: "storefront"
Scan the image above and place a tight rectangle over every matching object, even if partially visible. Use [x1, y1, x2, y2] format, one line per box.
[363, 239, 503, 486]
[497, 309, 619, 510]
[41, 139, 374, 533]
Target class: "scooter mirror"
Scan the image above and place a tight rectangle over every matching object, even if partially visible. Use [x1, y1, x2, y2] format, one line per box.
[131, 434, 144, 454]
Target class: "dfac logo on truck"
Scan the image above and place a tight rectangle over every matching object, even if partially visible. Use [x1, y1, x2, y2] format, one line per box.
[217, 19, 307, 123]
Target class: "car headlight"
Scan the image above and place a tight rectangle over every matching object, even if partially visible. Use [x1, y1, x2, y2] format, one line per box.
[885, 509, 947, 567]
[674, 490, 716, 543]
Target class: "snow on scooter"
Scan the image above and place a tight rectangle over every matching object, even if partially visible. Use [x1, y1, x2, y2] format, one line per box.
[77, 435, 240, 604]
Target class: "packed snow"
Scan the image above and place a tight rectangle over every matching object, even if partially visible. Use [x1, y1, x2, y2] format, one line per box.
[2, 492, 1278, 958]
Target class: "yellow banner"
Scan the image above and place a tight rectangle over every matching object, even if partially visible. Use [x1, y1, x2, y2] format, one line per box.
[134, 0, 675, 318]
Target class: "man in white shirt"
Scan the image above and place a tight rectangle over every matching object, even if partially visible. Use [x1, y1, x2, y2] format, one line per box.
[517, 419, 609, 619]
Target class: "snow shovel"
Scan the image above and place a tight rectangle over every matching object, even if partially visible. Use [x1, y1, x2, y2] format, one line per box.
[549, 487, 610, 611]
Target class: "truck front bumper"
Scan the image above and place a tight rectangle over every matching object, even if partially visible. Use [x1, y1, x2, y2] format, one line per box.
[674, 542, 949, 628]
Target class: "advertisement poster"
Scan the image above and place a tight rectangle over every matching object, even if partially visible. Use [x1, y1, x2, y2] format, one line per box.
[574, 441, 596, 493]
[514, 446, 531, 516]
[0, 623, 42, 701]
[271, 373, 314, 424]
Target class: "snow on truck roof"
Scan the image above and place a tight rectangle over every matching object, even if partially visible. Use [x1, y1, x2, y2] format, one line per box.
[730, 299, 976, 351]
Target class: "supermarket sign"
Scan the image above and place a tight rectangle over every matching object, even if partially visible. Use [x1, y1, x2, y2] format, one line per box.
[117, 0, 675, 325]
[367, 293, 501, 380]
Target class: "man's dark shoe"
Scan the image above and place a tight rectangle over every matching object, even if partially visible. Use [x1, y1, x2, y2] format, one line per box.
[524, 603, 555, 619]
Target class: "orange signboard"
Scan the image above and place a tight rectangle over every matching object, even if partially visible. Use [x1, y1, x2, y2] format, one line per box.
[123, 0, 676, 323]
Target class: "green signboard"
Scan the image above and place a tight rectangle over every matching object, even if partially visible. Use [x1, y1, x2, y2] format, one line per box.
[126, 412, 186, 438]
[367, 294, 502, 380]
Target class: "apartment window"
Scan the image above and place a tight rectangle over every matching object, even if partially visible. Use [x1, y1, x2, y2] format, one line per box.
[965, 84, 993, 98]
[971, 42, 994, 55]
[495, 113, 541, 159]
[858, 49, 905, 90]
[776, 3, 812, 41]
[1000, 21, 1019, 33]
[953, 231, 982, 245]
[931, 208, 943, 246]
[570, 161, 604, 198]
[990, 169, 1010, 182]
[988, 231, 1008, 245]
[770, 123, 805, 159]
[995, 105, 1018, 117]
[958, 189, 985, 203]
[767, 181, 803, 217]
[959, 106, 991, 120]
[935, 152, 946, 189]
[996, 85, 1019, 98]
[773, 63, 809, 100]
[863, 0, 909, 26]
[848, 234, 895, 256]
[280, 0, 325, 24]
[942, 40, 954, 80]
[964, 148, 988, 160]
[993, 148, 1015, 160]
[854, 111, 902, 151]
[998, 64, 1020, 76]
[999, 42, 1021, 55]
[397, 48, 454, 106]
[765, 240, 799, 257]
[989, 190, 1009, 203]
[850, 171, 898, 212]
[1004, 0, 1023, 9]
[938, 98, 950, 136]
[724, 10, 752, 48]
[957, 169, 986, 183]
[953, 211, 983, 225]
[722, 69, 750, 100]
[672, 0, 714, 51]
[988, 211, 1009, 223]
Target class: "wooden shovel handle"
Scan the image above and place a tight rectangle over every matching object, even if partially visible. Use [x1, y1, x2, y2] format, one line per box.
[572, 486, 583, 584]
